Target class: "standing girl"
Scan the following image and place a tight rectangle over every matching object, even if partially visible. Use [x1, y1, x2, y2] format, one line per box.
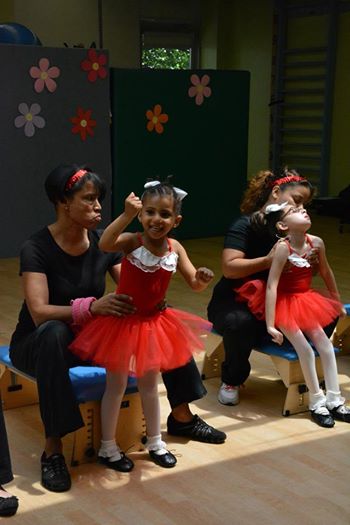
[69, 180, 213, 469]
[236, 203, 349, 427]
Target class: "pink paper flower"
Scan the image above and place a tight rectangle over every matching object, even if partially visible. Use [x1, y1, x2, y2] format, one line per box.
[188, 74, 211, 106]
[14, 103, 46, 137]
[29, 58, 60, 93]
[81, 49, 107, 82]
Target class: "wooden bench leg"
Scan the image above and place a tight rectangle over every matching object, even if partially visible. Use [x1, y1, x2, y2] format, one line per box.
[70, 392, 146, 466]
[201, 339, 224, 380]
[270, 355, 325, 416]
[0, 366, 39, 409]
[332, 316, 350, 355]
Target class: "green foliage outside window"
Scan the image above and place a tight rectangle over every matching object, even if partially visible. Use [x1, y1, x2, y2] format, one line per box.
[142, 48, 191, 69]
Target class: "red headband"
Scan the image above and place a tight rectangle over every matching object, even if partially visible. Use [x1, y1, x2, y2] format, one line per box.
[65, 169, 88, 190]
[269, 175, 306, 188]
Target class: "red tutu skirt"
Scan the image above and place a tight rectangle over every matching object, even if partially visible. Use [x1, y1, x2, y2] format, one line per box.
[235, 279, 341, 332]
[69, 308, 212, 376]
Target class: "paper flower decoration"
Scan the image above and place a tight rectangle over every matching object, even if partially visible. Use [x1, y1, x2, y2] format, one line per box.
[188, 74, 211, 106]
[81, 49, 107, 82]
[146, 104, 168, 134]
[14, 103, 45, 137]
[29, 58, 60, 93]
[70, 107, 96, 141]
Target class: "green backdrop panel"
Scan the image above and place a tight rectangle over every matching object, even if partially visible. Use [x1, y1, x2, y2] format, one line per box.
[110, 69, 249, 238]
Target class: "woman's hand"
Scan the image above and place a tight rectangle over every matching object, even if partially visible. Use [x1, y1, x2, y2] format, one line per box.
[90, 293, 136, 317]
[306, 247, 320, 275]
[267, 326, 283, 345]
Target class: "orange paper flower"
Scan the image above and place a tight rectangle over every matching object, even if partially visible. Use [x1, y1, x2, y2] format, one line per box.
[70, 107, 96, 141]
[146, 104, 168, 134]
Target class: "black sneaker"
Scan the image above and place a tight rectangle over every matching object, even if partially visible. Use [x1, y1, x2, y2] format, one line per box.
[167, 414, 226, 444]
[0, 494, 19, 517]
[41, 452, 71, 492]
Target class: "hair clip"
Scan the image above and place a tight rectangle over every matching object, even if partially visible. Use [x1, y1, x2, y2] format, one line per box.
[143, 180, 188, 201]
[264, 201, 288, 215]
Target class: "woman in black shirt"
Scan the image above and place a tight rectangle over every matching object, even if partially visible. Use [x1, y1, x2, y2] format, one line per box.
[208, 169, 314, 406]
[10, 163, 225, 493]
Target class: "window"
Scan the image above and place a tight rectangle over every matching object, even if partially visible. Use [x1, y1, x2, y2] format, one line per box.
[141, 22, 198, 69]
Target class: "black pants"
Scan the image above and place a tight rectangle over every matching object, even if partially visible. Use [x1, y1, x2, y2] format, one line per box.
[9, 321, 206, 439]
[0, 397, 13, 485]
[208, 298, 266, 386]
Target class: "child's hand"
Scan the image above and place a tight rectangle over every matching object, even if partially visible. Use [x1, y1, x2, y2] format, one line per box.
[267, 326, 283, 345]
[195, 267, 214, 284]
[125, 192, 142, 219]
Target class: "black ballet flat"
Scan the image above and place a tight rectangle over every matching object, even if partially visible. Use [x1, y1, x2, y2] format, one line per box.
[310, 410, 335, 428]
[0, 495, 19, 517]
[98, 452, 134, 472]
[149, 450, 177, 468]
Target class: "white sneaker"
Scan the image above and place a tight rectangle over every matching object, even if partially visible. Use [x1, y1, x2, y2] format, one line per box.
[218, 383, 239, 406]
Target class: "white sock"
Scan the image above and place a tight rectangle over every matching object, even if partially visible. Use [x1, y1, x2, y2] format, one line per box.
[326, 390, 345, 410]
[309, 390, 328, 413]
[98, 439, 122, 462]
[145, 434, 168, 456]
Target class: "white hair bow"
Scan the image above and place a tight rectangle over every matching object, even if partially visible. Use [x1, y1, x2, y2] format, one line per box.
[144, 180, 188, 201]
[264, 201, 288, 215]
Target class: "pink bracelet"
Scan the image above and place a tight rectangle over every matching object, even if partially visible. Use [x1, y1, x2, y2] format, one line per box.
[70, 297, 96, 326]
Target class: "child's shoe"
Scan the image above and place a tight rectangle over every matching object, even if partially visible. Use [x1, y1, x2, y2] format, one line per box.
[98, 440, 134, 472]
[145, 434, 177, 468]
[329, 404, 350, 423]
[310, 405, 335, 428]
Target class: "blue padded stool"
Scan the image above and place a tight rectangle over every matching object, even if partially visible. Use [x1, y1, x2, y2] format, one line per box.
[333, 304, 350, 355]
[0, 346, 144, 465]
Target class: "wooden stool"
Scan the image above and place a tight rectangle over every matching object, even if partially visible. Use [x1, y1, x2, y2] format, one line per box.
[0, 346, 145, 465]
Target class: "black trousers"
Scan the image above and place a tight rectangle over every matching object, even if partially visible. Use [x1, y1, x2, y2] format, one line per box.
[0, 397, 13, 485]
[9, 321, 206, 439]
[208, 299, 266, 386]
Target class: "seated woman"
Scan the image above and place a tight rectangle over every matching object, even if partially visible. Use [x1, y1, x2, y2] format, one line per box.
[9, 163, 225, 493]
[0, 396, 19, 517]
[208, 168, 317, 406]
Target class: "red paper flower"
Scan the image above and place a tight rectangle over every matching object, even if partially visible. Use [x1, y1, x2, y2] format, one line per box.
[81, 49, 107, 82]
[146, 104, 169, 134]
[188, 74, 211, 106]
[70, 107, 96, 141]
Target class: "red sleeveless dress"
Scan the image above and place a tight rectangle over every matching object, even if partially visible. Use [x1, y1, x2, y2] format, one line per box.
[235, 235, 342, 332]
[69, 236, 212, 376]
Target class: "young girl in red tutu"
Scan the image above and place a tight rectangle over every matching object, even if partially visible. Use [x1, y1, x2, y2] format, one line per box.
[69, 180, 213, 469]
[236, 203, 350, 427]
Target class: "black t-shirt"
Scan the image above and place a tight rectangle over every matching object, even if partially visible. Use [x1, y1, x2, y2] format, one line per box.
[12, 227, 123, 338]
[210, 215, 275, 305]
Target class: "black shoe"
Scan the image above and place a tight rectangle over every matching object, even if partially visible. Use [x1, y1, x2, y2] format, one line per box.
[98, 453, 134, 472]
[167, 413, 226, 444]
[0, 495, 19, 517]
[329, 405, 350, 423]
[41, 452, 71, 492]
[310, 410, 335, 428]
[149, 450, 177, 468]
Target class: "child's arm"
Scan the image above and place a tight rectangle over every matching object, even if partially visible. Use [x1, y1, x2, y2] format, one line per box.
[99, 192, 142, 253]
[265, 241, 289, 345]
[312, 236, 346, 315]
[173, 240, 214, 291]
